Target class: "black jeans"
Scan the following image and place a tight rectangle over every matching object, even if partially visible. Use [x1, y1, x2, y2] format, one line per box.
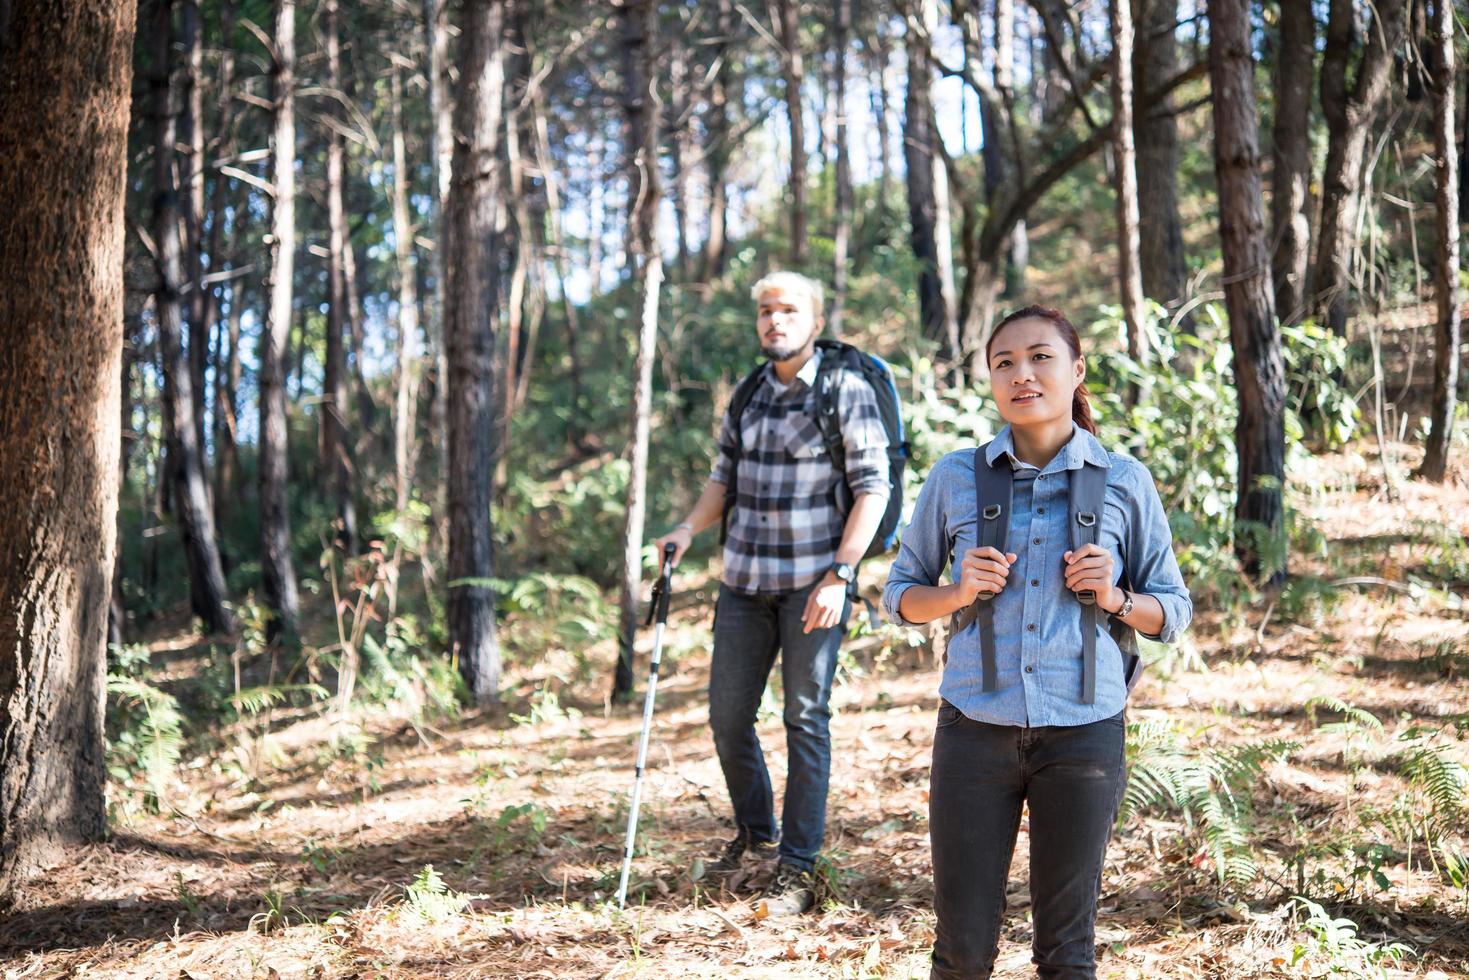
[928, 702, 1127, 980]
[707, 580, 848, 872]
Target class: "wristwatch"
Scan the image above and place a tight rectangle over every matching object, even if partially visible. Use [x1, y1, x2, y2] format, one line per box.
[1112, 589, 1135, 620]
[830, 562, 856, 584]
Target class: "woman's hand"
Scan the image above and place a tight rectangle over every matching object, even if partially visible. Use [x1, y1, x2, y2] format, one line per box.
[1063, 543, 1122, 611]
[955, 547, 1017, 605]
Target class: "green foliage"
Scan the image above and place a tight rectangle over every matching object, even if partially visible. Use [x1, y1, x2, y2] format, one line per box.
[1122, 717, 1298, 889]
[1389, 726, 1468, 842]
[1288, 897, 1413, 978]
[402, 864, 467, 924]
[105, 651, 185, 815]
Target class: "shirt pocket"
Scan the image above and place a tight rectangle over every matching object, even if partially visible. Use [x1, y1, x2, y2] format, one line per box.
[782, 414, 830, 461]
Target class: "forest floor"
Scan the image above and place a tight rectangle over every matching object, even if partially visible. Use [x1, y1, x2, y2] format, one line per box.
[4, 443, 1469, 979]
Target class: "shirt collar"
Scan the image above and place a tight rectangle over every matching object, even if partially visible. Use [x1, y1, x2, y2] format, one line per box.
[984, 422, 1111, 473]
[764, 347, 822, 392]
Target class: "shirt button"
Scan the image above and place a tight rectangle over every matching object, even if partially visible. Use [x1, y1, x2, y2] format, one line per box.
[1024, 665, 1034, 673]
[1031, 579, 1039, 587]
[1027, 623, 1037, 632]
[1032, 537, 1041, 545]
[1036, 507, 1045, 515]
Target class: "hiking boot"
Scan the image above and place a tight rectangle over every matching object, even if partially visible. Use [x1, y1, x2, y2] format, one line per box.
[705, 833, 778, 878]
[756, 862, 817, 917]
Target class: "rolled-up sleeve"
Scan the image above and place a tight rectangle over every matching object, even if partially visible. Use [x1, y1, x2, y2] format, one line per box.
[1123, 461, 1193, 643]
[709, 406, 736, 486]
[882, 455, 958, 626]
[836, 372, 891, 500]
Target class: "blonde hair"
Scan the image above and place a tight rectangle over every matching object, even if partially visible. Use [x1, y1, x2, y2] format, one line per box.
[749, 270, 825, 316]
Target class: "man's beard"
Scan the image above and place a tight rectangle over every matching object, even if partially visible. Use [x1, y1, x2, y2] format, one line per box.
[761, 337, 809, 362]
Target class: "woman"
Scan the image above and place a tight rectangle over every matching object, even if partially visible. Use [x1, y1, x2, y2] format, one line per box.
[882, 306, 1192, 979]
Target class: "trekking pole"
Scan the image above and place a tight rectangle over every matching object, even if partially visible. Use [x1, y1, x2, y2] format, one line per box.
[615, 542, 677, 909]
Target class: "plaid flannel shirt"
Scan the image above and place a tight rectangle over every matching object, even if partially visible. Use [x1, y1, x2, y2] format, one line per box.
[711, 350, 892, 594]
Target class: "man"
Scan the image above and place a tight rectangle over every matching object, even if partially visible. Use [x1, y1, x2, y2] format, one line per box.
[655, 271, 891, 916]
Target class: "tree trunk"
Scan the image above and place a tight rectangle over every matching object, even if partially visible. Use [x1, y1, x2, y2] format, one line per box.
[150, 0, 235, 636]
[831, 0, 852, 334]
[1207, 0, 1287, 586]
[668, 44, 693, 280]
[424, 0, 452, 518]
[446, 0, 506, 706]
[613, 0, 665, 701]
[905, 3, 959, 365]
[181, 0, 209, 456]
[702, 0, 737, 281]
[260, 0, 301, 640]
[1134, 0, 1188, 316]
[323, 0, 355, 552]
[1269, 0, 1313, 326]
[390, 66, 422, 519]
[0, 0, 135, 901]
[870, 20, 894, 230]
[775, 0, 808, 266]
[1417, 0, 1460, 482]
[214, 281, 242, 531]
[1312, 0, 1407, 335]
[207, 0, 239, 535]
[1112, 0, 1147, 361]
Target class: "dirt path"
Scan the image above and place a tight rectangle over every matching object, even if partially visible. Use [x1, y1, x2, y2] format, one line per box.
[3, 450, 1467, 979]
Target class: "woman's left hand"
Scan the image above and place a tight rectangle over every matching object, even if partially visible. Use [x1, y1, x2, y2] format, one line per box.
[1062, 543, 1123, 611]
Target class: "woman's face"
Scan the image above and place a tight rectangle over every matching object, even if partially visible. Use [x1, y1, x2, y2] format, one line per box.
[987, 317, 1085, 428]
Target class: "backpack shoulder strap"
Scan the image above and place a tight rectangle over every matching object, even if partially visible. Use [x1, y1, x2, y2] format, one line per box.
[812, 341, 859, 465]
[952, 443, 1012, 693]
[1069, 459, 1109, 704]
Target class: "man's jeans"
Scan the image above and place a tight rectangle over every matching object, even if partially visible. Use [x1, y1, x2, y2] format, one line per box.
[708, 579, 847, 872]
[929, 702, 1127, 980]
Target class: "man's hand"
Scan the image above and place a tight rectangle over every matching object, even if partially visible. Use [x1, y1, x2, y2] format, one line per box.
[654, 525, 694, 568]
[955, 547, 1017, 605]
[802, 572, 848, 633]
[1063, 544, 1122, 611]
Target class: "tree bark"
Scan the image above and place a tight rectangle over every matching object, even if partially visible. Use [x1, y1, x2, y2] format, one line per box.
[150, 0, 235, 636]
[260, 0, 301, 640]
[869, 20, 894, 230]
[322, 0, 355, 552]
[446, 0, 506, 706]
[774, 0, 808, 266]
[830, 0, 852, 334]
[206, 0, 239, 535]
[181, 0, 209, 456]
[701, 0, 735, 281]
[1417, 0, 1460, 482]
[390, 66, 422, 519]
[1134, 0, 1188, 316]
[613, 0, 665, 701]
[424, 0, 452, 515]
[1207, 0, 1287, 586]
[1312, 0, 1407, 335]
[1269, 0, 1313, 326]
[1112, 0, 1147, 362]
[0, 0, 135, 901]
[905, 1, 959, 365]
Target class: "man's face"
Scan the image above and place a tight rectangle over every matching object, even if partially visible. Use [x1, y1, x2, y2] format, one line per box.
[756, 285, 820, 362]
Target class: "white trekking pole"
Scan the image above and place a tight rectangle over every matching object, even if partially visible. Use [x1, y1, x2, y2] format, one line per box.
[616, 542, 676, 909]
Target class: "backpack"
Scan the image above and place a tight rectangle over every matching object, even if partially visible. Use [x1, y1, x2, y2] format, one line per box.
[951, 441, 1142, 703]
[718, 339, 910, 561]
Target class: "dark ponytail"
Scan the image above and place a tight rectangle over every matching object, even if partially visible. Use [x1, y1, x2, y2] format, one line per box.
[986, 305, 1097, 435]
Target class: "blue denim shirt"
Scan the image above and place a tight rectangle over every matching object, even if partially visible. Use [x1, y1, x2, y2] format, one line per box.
[882, 424, 1192, 728]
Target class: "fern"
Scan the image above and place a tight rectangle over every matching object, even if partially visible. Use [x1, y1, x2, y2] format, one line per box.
[1304, 695, 1384, 734]
[1392, 729, 1468, 839]
[403, 864, 467, 923]
[229, 682, 329, 717]
[107, 674, 185, 807]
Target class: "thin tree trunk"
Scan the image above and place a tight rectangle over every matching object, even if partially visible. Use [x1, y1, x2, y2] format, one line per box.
[323, 0, 355, 551]
[424, 0, 451, 525]
[831, 0, 852, 334]
[1113, 0, 1147, 361]
[260, 0, 300, 640]
[1417, 0, 1460, 482]
[905, 0, 959, 365]
[0, 0, 135, 900]
[446, 0, 506, 706]
[870, 20, 893, 230]
[668, 44, 692, 280]
[214, 281, 242, 531]
[1312, 0, 1407, 335]
[613, 0, 665, 701]
[206, 0, 239, 535]
[1269, 0, 1313, 326]
[151, 0, 235, 636]
[181, 0, 209, 456]
[589, 132, 605, 296]
[1135, 0, 1188, 316]
[391, 66, 422, 518]
[532, 88, 587, 446]
[1208, 0, 1287, 585]
[775, 0, 808, 266]
[702, 0, 735, 281]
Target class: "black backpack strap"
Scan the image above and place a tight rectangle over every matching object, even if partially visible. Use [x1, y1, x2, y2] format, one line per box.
[1069, 461, 1108, 704]
[952, 443, 1012, 694]
[718, 367, 768, 546]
